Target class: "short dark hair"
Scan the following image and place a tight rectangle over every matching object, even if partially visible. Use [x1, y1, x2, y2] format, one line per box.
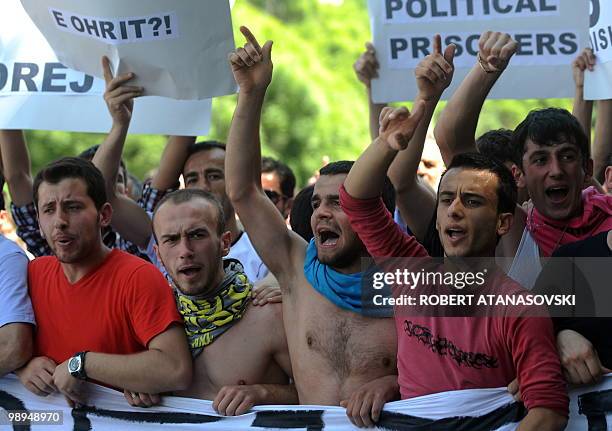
[152, 189, 226, 241]
[511, 108, 589, 170]
[290, 184, 314, 242]
[186, 141, 226, 159]
[476, 129, 517, 166]
[262, 156, 296, 198]
[442, 153, 517, 215]
[78, 144, 128, 187]
[33, 157, 108, 211]
[320, 160, 396, 213]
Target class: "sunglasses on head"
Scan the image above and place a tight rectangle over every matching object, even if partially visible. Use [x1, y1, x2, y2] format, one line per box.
[264, 189, 284, 204]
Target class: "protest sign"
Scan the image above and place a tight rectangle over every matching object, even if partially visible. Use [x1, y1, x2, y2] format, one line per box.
[584, 0, 612, 100]
[1, 373, 610, 430]
[20, 0, 237, 100]
[368, 0, 590, 102]
[0, 0, 211, 135]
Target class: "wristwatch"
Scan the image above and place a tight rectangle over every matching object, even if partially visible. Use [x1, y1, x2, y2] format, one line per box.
[68, 351, 88, 380]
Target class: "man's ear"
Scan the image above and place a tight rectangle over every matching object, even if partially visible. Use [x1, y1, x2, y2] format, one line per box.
[221, 231, 231, 257]
[511, 164, 525, 189]
[605, 166, 612, 194]
[98, 202, 113, 228]
[496, 213, 514, 238]
[283, 197, 294, 219]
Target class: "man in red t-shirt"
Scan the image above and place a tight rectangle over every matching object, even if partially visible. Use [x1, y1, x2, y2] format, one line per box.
[340, 42, 568, 429]
[15, 157, 192, 407]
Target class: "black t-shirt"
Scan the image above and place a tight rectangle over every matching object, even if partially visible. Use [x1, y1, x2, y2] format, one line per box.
[534, 230, 612, 367]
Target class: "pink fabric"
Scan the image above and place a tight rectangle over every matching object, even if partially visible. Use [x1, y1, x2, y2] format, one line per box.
[340, 185, 569, 416]
[527, 187, 612, 257]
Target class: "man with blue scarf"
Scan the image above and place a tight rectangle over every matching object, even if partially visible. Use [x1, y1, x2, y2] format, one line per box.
[225, 26, 404, 428]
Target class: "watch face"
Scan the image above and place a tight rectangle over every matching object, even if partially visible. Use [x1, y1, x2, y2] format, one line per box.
[68, 356, 81, 373]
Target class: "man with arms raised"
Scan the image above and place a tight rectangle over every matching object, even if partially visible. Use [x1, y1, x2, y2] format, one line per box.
[150, 188, 295, 414]
[15, 157, 192, 406]
[341, 108, 569, 429]
[225, 27, 399, 426]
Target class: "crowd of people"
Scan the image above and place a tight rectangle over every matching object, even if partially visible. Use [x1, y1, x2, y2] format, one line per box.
[1, 25, 611, 430]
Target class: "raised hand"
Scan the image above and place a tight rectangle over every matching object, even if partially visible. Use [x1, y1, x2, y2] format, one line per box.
[572, 48, 596, 88]
[378, 102, 425, 151]
[354, 42, 380, 89]
[415, 34, 455, 101]
[102, 56, 143, 127]
[229, 26, 273, 95]
[477, 31, 518, 73]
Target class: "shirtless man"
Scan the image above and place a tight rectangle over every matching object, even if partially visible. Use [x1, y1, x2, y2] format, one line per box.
[152, 189, 295, 415]
[225, 27, 399, 426]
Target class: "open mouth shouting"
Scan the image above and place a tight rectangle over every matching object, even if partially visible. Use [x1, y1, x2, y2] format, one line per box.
[445, 225, 467, 245]
[544, 185, 570, 205]
[178, 264, 203, 280]
[316, 227, 340, 248]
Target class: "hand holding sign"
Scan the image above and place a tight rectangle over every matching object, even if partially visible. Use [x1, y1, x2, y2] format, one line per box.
[354, 43, 380, 89]
[415, 35, 455, 102]
[573, 48, 596, 88]
[477, 31, 518, 73]
[229, 27, 273, 95]
[102, 56, 143, 128]
[378, 103, 425, 151]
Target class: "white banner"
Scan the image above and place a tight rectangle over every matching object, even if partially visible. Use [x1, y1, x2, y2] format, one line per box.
[0, 373, 610, 430]
[584, 0, 612, 100]
[20, 0, 237, 100]
[368, 0, 590, 102]
[0, 0, 211, 135]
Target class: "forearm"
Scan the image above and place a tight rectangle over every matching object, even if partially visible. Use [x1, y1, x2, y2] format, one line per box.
[0, 324, 33, 376]
[593, 99, 612, 182]
[92, 123, 129, 197]
[151, 136, 195, 190]
[0, 130, 33, 206]
[434, 64, 499, 165]
[517, 408, 567, 431]
[226, 90, 266, 202]
[572, 86, 593, 148]
[344, 138, 397, 200]
[85, 349, 191, 393]
[367, 88, 386, 141]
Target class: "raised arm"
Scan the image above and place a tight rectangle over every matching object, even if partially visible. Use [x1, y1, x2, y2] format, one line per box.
[91, 57, 151, 250]
[388, 35, 455, 241]
[0, 130, 33, 206]
[593, 99, 612, 183]
[225, 27, 305, 282]
[434, 31, 518, 165]
[151, 136, 195, 191]
[354, 43, 387, 140]
[571, 48, 595, 146]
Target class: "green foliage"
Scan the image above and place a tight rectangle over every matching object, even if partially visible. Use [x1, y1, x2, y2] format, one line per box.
[25, 0, 575, 187]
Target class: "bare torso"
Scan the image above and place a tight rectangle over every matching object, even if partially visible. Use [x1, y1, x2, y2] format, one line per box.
[178, 302, 291, 400]
[281, 271, 397, 405]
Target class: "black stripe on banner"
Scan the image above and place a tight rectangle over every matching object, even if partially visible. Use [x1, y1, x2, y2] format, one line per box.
[71, 405, 226, 430]
[578, 389, 612, 431]
[0, 390, 30, 431]
[376, 401, 526, 431]
[251, 410, 325, 430]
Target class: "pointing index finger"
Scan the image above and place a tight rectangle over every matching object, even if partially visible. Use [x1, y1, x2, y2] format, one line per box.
[240, 26, 261, 53]
[433, 34, 442, 55]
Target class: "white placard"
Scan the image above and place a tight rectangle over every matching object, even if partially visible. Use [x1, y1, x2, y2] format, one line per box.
[20, 0, 237, 100]
[0, 0, 211, 135]
[584, 0, 612, 100]
[368, 0, 590, 102]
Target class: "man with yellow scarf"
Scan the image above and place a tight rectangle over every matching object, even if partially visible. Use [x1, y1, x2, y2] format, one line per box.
[129, 188, 296, 415]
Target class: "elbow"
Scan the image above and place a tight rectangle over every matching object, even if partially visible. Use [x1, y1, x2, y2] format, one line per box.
[4, 171, 32, 188]
[0, 334, 32, 374]
[171, 358, 193, 391]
